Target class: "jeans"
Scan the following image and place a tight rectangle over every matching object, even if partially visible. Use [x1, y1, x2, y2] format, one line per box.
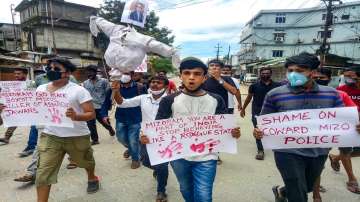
[87, 109, 115, 142]
[251, 115, 264, 151]
[274, 152, 328, 202]
[141, 144, 169, 193]
[115, 122, 141, 161]
[171, 159, 217, 202]
[27, 148, 38, 176]
[25, 126, 38, 151]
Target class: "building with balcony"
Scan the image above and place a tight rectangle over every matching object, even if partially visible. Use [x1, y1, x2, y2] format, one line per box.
[0, 23, 21, 52]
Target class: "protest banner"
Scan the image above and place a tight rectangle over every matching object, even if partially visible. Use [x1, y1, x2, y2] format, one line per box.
[256, 107, 360, 150]
[0, 90, 73, 128]
[0, 81, 27, 92]
[142, 114, 237, 165]
[121, 0, 149, 28]
[134, 55, 148, 72]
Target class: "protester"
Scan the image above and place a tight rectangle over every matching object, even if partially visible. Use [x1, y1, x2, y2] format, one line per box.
[101, 72, 147, 169]
[253, 52, 349, 202]
[328, 68, 360, 194]
[144, 57, 240, 202]
[0, 68, 31, 147]
[34, 58, 99, 201]
[156, 70, 177, 94]
[83, 65, 115, 145]
[240, 67, 281, 160]
[112, 75, 169, 202]
[202, 60, 239, 164]
[221, 64, 242, 114]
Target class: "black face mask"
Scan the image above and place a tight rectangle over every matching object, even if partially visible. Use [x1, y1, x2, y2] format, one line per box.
[88, 74, 96, 80]
[46, 70, 62, 81]
[315, 79, 330, 86]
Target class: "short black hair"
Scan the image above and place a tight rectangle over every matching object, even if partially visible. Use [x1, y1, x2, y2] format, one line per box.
[260, 67, 272, 74]
[86, 65, 98, 72]
[14, 68, 28, 74]
[315, 68, 332, 79]
[149, 75, 169, 86]
[180, 57, 208, 75]
[157, 70, 167, 74]
[285, 52, 320, 70]
[222, 64, 232, 70]
[208, 59, 224, 68]
[47, 57, 76, 72]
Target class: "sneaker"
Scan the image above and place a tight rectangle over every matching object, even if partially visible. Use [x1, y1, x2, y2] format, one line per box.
[272, 185, 287, 202]
[156, 192, 168, 202]
[131, 160, 141, 169]
[87, 176, 100, 194]
[91, 141, 100, 145]
[255, 150, 265, 160]
[109, 128, 115, 136]
[18, 149, 35, 158]
[123, 150, 130, 159]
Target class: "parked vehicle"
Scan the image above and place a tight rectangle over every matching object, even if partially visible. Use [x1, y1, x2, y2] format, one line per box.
[244, 73, 258, 84]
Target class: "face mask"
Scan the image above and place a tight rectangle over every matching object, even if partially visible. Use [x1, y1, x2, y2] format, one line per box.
[88, 73, 96, 80]
[46, 70, 62, 81]
[287, 72, 309, 87]
[148, 88, 165, 96]
[221, 74, 231, 77]
[315, 79, 330, 86]
[345, 77, 356, 86]
[120, 75, 132, 83]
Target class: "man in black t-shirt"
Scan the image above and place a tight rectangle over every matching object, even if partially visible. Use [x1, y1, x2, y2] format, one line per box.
[202, 59, 238, 113]
[240, 67, 281, 160]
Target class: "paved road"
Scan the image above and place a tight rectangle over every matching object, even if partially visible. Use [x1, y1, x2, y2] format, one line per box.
[0, 85, 359, 202]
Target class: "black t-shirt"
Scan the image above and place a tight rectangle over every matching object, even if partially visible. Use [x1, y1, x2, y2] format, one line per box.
[249, 80, 281, 115]
[202, 76, 236, 109]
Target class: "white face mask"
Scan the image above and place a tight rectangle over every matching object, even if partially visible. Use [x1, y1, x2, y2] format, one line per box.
[148, 88, 166, 96]
[120, 75, 132, 83]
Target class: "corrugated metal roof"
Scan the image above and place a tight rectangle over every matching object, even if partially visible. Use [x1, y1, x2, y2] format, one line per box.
[0, 54, 34, 63]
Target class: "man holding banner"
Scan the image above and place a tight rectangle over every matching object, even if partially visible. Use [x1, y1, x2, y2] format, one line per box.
[145, 57, 240, 202]
[35, 58, 100, 201]
[253, 52, 360, 202]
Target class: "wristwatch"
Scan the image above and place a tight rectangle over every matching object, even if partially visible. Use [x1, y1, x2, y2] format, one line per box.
[218, 78, 224, 85]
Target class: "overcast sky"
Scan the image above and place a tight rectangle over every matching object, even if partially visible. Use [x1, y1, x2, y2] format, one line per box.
[0, 0, 354, 61]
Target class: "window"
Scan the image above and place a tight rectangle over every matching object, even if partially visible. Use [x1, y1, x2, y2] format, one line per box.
[318, 31, 332, 39]
[272, 50, 284, 57]
[341, 14, 350, 20]
[274, 33, 285, 42]
[275, 13, 286, 23]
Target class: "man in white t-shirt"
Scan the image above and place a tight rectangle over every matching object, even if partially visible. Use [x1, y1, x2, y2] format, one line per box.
[221, 65, 242, 114]
[35, 58, 99, 201]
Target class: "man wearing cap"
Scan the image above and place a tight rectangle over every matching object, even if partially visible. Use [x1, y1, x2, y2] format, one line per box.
[253, 52, 350, 202]
[143, 57, 241, 202]
[83, 65, 115, 145]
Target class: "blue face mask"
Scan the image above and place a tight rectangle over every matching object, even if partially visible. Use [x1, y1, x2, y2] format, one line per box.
[287, 72, 309, 87]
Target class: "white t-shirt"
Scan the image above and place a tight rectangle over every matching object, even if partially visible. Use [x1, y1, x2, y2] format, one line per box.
[228, 77, 240, 109]
[37, 82, 92, 137]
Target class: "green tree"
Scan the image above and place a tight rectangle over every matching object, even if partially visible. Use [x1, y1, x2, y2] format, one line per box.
[97, 0, 175, 46]
[149, 56, 175, 74]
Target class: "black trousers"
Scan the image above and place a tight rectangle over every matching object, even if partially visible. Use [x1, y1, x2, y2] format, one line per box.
[274, 152, 328, 202]
[87, 109, 115, 142]
[251, 114, 264, 151]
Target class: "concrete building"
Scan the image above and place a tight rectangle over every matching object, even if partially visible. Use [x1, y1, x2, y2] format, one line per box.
[0, 23, 21, 52]
[239, 1, 360, 65]
[14, 0, 102, 72]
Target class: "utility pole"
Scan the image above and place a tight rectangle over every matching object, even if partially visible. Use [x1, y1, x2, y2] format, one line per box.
[318, 0, 342, 67]
[226, 45, 231, 64]
[215, 43, 222, 60]
[49, 0, 57, 54]
[10, 4, 18, 51]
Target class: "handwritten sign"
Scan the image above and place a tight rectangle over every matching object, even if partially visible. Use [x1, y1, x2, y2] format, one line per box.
[142, 114, 237, 165]
[256, 107, 360, 150]
[134, 55, 147, 72]
[0, 81, 27, 92]
[0, 90, 74, 128]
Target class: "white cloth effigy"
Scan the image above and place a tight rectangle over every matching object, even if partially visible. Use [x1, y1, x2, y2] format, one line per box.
[90, 16, 180, 80]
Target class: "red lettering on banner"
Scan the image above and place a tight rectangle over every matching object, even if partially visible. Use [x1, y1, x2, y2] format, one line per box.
[283, 135, 341, 145]
[318, 110, 337, 119]
[260, 111, 311, 126]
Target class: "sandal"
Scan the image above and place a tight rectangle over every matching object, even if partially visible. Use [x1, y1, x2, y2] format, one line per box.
[14, 174, 35, 182]
[256, 151, 265, 160]
[329, 154, 340, 172]
[123, 150, 130, 159]
[346, 181, 360, 194]
[66, 163, 78, 169]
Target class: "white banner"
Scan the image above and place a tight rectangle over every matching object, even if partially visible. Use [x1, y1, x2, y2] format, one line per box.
[0, 90, 74, 128]
[0, 81, 27, 92]
[142, 114, 237, 165]
[256, 107, 360, 150]
[134, 55, 148, 72]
